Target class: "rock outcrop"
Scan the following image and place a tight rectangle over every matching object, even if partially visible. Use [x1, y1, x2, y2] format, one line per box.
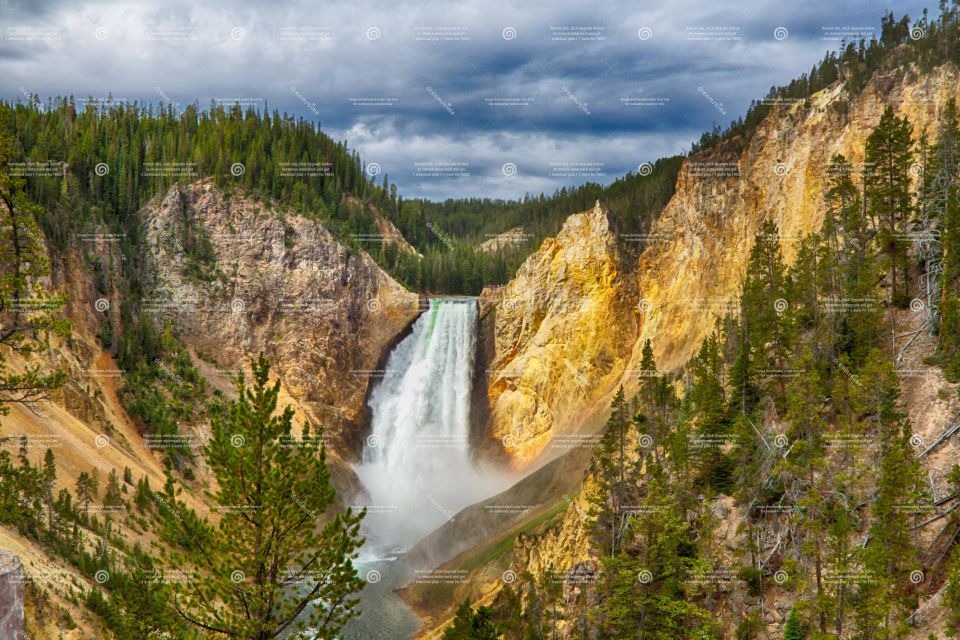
[478, 202, 640, 467]
[634, 65, 960, 373]
[478, 226, 531, 253]
[454, 63, 960, 638]
[481, 65, 960, 469]
[141, 181, 420, 454]
[0, 552, 24, 640]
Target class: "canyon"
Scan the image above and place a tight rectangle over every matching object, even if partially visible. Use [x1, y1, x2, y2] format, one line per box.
[5, 60, 960, 640]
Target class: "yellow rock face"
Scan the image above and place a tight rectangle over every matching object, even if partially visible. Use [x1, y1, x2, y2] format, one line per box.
[633, 66, 960, 375]
[480, 202, 640, 467]
[484, 66, 960, 469]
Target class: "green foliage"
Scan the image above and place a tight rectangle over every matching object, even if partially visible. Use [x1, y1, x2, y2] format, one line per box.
[118, 342, 209, 468]
[820, 154, 883, 366]
[727, 336, 759, 419]
[736, 566, 762, 598]
[596, 474, 711, 640]
[694, 6, 960, 153]
[928, 99, 960, 378]
[443, 599, 502, 640]
[741, 220, 793, 401]
[2, 98, 682, 297]
[3, 99, 378, 250]
[855, 355, 926, 636]
[866, 105, 914, 307]
[85, 549, 198, 640]
[734, 610, 764, 640]
[690, 332, 727, 431]
[0, 128, 69, 417]
[556, 89, 943, 635]
[946, 547, 960, 635]
[393, 156, 683, 293]
[588, 386, 636, 557]
[784, 607, 806, 640]
[163, 355, 365, 639]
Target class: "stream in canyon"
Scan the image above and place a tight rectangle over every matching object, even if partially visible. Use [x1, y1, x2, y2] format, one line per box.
[345, 297, 514, 638]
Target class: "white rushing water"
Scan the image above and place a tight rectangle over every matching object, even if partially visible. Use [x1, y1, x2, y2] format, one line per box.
[354, 298, 510, 557]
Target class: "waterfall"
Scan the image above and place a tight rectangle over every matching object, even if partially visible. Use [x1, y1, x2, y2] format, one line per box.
[354, 298, 508, 555]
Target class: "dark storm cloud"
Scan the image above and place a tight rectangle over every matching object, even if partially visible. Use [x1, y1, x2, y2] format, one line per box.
[0, 0, 936, 199]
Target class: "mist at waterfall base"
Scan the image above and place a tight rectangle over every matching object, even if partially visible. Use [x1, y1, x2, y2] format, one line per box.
[353, 298, 514, 558]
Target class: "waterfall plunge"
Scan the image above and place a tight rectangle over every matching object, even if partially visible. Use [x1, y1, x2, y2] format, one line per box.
[354, 298, 510, 556]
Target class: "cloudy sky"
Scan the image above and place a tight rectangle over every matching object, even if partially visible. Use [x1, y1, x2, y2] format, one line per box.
[0, 0, 934, 200]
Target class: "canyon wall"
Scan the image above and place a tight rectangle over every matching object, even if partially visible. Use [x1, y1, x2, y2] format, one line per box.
[141, 182, 420, 454]
[477, 202, 641, 467]
[633, 65, 959, 373]
[482, 64, 960, 467]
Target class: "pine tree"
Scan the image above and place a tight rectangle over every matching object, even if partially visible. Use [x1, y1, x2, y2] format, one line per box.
[589, 386, 633, 557]
[42, 447, 56, 528]
[690, 333, 734, 493]
[90, 467, 100, 498]
[855, 350, 925, 637]
[727, 337, 758, 419]
[690, 333, 727, 430]
[103, 469, 123, 509]
[0, 129, 68, 417]
[636, 339, 678, 465]
[825, 155, 861, 254]
[597, 474, 711, 639]
[134, 475, 153, 512]
[824, 480, 859, 637]
[783, 607, 805, 640]
[110, 553, 196, 640]
[75, 471, 94, 515]
[946, 544, 960, 635]
[821, 155, 884, 366]
[789, 233, 822, 333]
[931, 99, 960, 377]
[865, 106, 914, 309]
[782, 350, 831, 632]
[538, 564, 563, 640]
[495, 585, 524, 640]
[942, 186, 960, 379]
[444, 600, 501, 640]
[638, 339, 657, 407]
[166, 355, 365, 639]
[830, 155, 871, 292]
[741, 221, 793, 399]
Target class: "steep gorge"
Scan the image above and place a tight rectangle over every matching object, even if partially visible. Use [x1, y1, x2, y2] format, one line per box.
[3, 182, 423, 637]
[477, 63, 960, 468]
[403, 61, 960, 639]
[6, 55, 960, 640]
[633, 64, 960, 374]
[140, 181, 420, 457]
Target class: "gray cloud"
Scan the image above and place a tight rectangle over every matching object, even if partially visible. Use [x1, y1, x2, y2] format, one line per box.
[0, 0, 935, 199]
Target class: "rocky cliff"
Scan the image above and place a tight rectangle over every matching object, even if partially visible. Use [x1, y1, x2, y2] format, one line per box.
[633, 65, 960, 373]
[141, 181, 420, 455]
[460, 62, 960, 638]
[481, 65, 960, 468]
[478, 226, 530, 253]
[0, 552, 24, 640]
[477, 202, 641, 467]
[484, 305, 960, 639]
[0, 180, 421, 639]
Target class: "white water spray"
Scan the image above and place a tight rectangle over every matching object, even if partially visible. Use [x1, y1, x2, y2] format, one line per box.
[354, 298, 510, 556]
